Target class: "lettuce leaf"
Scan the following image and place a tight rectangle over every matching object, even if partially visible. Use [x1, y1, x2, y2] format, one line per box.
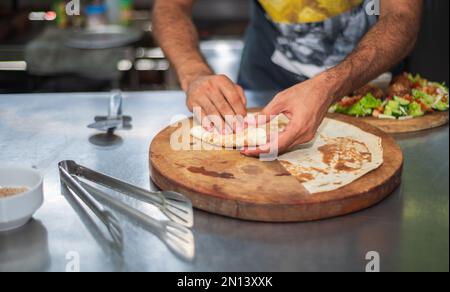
[346, 94, 382, 116]
[433, 82, 449, 95]
[408, 73, 427, 87]
[384, 100, 403, 117]
[408, 102, 425, 117]
[412, 89, 435, 106]
[333, 93, 381, 116]
[394, 96, 411, 106]
[433, 100, 449, 111]
[332, 103, 349, 114]
[347, 102, 372, 116]
[359, 93, 382, 109]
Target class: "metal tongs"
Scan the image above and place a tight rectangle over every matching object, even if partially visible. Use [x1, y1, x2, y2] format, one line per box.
[58, 160, 194, 260]
[59, 161, 193, 227]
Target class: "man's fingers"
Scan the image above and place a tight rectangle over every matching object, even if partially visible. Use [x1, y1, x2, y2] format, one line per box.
[247, 95, 285, 127]
[208, 92, 236, 133]
[199, 97, 228, 132]
[235, 84, 247, 107]
[287, 132, 316, 149]
[261, 97, 285, 121]
[188, 75, 249, 134]
[241, 122, 300, 157]
[240, 142, 272, 157]
[209, 90, 235, 118]
[218, 77, 247, 117]
[193, 105, 215, 131]
[268, 123, 301, 154]
[192, 103, 203, 124]
[277, 121, 304, 153]
[235, 85, 248, 131]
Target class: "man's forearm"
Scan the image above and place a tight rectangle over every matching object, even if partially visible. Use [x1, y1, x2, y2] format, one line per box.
[152, 0, 212, 91]
[320, 0, 423, 102]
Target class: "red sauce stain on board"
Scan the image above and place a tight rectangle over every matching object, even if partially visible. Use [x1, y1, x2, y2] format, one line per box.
[212, 184, 226, 196]
[151, 152, 163, 159]
[187, 166, 235, 179]
[275, 173, 291, 177]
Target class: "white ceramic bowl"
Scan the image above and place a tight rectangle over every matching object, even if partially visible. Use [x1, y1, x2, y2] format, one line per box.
[0, 167, 44, 232]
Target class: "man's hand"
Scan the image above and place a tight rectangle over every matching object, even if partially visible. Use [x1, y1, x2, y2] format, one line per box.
[242, 0, 422, 157]
[241, 75, 334, 157]
[186, 74, 247, 132]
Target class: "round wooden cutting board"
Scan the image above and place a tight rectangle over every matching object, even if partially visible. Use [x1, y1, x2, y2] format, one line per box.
[150, 115, 403, 222]
[330, 111, 449, 134]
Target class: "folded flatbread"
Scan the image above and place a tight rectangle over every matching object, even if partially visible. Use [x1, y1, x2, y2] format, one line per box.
[278, 118, 383, 194]
[190, 113, 289, 148]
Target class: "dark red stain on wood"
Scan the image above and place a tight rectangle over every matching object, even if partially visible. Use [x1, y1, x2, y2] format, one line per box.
[187, 166, 235, 179]
[275, 173, 291, 177]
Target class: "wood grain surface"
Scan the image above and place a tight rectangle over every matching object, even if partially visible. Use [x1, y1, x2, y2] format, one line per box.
[150, 115, 403, 222]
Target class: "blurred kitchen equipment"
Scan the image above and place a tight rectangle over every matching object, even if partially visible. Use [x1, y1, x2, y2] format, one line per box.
[88, 91, 132, 135]
[106, 0, 121, 25]
[53, 0, 69, 28]
[118, 0, 133, 26]
[85, 3, 108, 29]
[59, 160, 193, 228]
[58, 160, 194, 261]
[25, 28, 129, 84]
[65, 25, 142, 49]
[59, 162, 124, 247]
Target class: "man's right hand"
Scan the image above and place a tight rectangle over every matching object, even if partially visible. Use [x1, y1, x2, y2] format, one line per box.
[186, 74, 247, 133]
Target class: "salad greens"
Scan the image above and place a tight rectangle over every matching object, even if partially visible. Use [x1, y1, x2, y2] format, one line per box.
[408, 73, 427, 87]
[332, 93, 382, 117]
[384, 100, 403, 118]
[412, 89, 434, 107]
[329, 73, 449, 120]
[435, 82, 449, 95]
[408, 102, 425, 117]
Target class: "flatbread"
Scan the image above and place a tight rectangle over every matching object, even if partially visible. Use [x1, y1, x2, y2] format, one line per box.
[278, 118, 383, 194]
[190, 113, 289, 148]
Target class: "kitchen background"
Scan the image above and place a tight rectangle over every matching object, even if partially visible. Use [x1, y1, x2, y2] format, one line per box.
[0, 0, 448, 94]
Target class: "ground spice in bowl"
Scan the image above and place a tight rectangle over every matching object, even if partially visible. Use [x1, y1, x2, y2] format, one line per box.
[0, 187, 29, 198]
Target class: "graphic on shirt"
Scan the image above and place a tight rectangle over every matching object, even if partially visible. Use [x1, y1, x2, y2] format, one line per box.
[258, 0, 377, 78]
[258, 0, 364, 24]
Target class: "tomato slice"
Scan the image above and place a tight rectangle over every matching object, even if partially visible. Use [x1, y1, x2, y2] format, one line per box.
[417, 100, 433, 112]
[339, 96, 362, 107]
[403, 94, 413, 102]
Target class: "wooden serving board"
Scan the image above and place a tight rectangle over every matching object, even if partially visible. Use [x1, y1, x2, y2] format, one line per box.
[150, 115, 403, 222]
[330, 111, 449, 134]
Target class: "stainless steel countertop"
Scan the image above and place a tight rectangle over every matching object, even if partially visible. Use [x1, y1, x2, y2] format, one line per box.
[0, 91, 448, 272]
